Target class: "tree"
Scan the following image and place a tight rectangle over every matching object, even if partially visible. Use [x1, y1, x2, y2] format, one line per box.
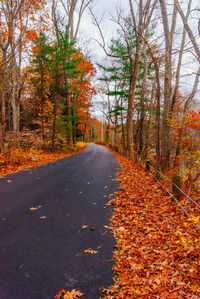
[0, 0, 47, 142]
[28, 32, 51, 145]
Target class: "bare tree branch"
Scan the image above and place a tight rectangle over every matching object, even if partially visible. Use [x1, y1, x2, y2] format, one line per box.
[175, 0, 200, 62]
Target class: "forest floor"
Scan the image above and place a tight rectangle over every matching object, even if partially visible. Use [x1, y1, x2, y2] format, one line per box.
[0, 144, 87, 177]
[101, 148, 200, 298]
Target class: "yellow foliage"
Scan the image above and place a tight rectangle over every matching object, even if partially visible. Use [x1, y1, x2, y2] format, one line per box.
[76, 142, 86, 149]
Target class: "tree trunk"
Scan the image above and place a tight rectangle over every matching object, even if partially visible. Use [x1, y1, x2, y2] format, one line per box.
[159, 0, 173, 168]
[83, 108, 89, 142]
[138, 42, 147, 155]
[66, 93, 73, 147]
[127, 38, 142, 152]
[145, 84, 154, 159]
[51, 96, 57, 151]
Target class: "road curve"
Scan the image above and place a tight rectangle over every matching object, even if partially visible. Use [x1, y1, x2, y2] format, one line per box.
[0, 143, 120, 299]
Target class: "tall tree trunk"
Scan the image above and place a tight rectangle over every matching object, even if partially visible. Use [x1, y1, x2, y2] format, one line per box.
[120, 97, 126, 150]
[155, 65, 161, 159]
[72, 95, 77, 144]
[159, 0, 173, 168]
[66, 92, 73, 147]
[83, 108, 89, 142]
[145, 83, 154, 159]
[51, 95, 57, 151]
[126, 38, 142, 152]
[139, 42, 148, 155]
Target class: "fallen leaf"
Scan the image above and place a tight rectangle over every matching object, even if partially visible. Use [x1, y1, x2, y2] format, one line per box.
[40, 216, 46, 219]
[30, 207, 38, 211]
[7, 180, 12, 183]
[81, 225, 88, 229]
[55, 288, 84, 299]
[30, 206, 42, 211]
[84, 248, 98, 255]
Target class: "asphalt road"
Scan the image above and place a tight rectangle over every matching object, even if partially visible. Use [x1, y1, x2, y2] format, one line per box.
[0, 143, 120, 299]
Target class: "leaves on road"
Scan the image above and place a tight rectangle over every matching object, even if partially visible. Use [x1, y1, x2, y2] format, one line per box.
[40, 216, 46, 219]
[30, 206, 42, 211]
[55, 288, 83, 299]
[81, 225, 88, 229]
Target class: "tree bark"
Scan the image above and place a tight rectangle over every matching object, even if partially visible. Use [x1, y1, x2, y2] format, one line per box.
[159, 0, 173, 168]
[138, 42, 148, 155]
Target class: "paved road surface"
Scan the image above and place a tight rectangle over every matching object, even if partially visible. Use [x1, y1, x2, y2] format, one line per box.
[0, 143, 120, 299]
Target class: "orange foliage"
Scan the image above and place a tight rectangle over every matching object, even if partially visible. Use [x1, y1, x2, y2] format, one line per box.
[104, 149, 200, 298]
[0, 146, 87, 177]
[55, 288, 83, 299]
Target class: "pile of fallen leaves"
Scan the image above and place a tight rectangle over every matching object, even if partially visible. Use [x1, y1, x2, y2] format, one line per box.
[0, 143, 87, 177]
[104, 149, 200, 298]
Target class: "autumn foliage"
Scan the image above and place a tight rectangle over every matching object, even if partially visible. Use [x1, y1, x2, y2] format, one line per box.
[103, 149, 200, 298]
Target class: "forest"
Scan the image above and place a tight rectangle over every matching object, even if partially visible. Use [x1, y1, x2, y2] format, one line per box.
[0, 1, 200, 298]
[0, 1, 199, 187]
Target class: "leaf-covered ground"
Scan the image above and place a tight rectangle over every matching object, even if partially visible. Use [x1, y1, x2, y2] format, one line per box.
[103, 149, 200, 298]
[0, 143, 86, 177]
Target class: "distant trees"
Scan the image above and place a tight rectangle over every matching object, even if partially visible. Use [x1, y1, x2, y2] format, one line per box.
[94, 0, 199, 171]
[0, 0, 96, 152]
[26, 23, 96, 150]
[0, 0, 47, 136]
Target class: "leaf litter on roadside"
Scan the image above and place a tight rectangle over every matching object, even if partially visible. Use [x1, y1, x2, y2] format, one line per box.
[104, 148, 200, 298]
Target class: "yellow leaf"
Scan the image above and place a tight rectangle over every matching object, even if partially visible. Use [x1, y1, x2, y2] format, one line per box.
[7, 180, 12, 183]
